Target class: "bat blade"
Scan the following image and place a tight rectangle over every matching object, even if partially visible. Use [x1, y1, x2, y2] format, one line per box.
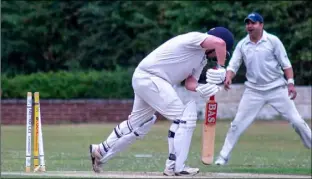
[201, 95, 218, 165]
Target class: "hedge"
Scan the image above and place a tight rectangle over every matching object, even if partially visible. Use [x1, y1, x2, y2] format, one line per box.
[1, 68, 134, 99]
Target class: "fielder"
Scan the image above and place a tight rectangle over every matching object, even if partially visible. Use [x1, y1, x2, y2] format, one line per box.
[210, 12, 312, 165]
[89, 27, 234, 176]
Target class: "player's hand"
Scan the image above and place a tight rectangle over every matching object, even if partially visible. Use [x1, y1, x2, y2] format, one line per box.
[288, 83, 297, 100]
[206, 66, 226, 84]
[224, 77, 232, 91]
[196, 83, 221, 99]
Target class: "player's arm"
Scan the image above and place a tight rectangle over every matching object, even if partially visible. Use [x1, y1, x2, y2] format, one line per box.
[225, 70, 236, 82]
[226, 41, 243, 76]
[200, 35, 227, 66]
[185, 75, 198, 92]
[185, 58, 207, 92]
[224, 42, 243, 90]
[273, 37, 296, 99]
[284, 68, 294, 82]
[284, 67, 297, 99]
[205, 40, 244, 87]
[273, 37, 292, 78]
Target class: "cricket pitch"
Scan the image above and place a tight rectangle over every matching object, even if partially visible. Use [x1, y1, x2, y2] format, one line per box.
[2, 171, 311, 178]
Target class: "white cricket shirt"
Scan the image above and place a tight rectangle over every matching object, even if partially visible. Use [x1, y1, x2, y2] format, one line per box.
[227, 30, 292, 91]
[136, 32, 209, 85]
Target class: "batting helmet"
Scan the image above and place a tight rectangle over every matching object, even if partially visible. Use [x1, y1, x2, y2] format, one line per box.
[207, 27, 234, 56]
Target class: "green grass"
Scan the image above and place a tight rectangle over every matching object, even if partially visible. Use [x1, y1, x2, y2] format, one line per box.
[1, 120, 311, 175]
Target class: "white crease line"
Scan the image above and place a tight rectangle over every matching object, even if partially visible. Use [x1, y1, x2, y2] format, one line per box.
[1, 171, 311, 178]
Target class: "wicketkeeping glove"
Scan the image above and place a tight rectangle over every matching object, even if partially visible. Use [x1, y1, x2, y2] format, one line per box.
[196, 83, 221, 99]
[206, 66, 226, 84]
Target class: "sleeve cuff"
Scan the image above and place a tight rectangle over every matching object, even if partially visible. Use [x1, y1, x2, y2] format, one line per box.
[226, 67, 237, 74]
[282, 65, 292, 70]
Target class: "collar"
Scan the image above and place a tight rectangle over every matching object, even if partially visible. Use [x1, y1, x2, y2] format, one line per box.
[245, 30, 268, 44]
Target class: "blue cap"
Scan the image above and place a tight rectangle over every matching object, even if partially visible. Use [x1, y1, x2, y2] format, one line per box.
[244, 12, 263, 23]
[207, 27, 234, 55]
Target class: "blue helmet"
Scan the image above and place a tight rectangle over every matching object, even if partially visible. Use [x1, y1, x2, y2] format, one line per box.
[207, 27, 234, 56]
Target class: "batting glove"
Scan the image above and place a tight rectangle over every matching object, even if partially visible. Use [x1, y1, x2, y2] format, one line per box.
[196, 83, 221, 99]
[206, 65, 226, 84]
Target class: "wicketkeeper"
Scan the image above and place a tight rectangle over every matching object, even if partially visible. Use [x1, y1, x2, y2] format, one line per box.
[214, 12, 311, 165]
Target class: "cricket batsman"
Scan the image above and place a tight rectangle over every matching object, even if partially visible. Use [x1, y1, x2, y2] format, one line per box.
[89, 27, 234, 176]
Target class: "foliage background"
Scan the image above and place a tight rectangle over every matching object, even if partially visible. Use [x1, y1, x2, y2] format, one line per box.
[1, 1, 311, 98]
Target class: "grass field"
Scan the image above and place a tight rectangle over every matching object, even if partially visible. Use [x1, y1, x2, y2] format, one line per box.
[1, 120, 311, 177]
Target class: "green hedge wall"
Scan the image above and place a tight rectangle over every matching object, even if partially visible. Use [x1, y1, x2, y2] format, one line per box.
[1, 68, 134, 99]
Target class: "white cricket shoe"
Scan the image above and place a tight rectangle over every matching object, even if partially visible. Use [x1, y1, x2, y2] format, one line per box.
[163, 167, 175, 176]
[89, 144, 103, 173]
[175, 166, 200, 176]
[214, 155, 228, 165]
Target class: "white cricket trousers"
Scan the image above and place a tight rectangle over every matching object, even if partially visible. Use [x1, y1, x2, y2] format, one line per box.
[219, 85, 311, 159]
[98, 69, 198, 173]
[129, 70, 185, 127]
[130, 69, 197, 172]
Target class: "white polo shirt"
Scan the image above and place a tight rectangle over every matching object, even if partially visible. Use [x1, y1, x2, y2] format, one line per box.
[136, 32, 208, 85]
[227, 30, 292, 91]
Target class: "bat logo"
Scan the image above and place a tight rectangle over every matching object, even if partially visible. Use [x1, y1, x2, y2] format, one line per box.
[206, 103, 217, 124]
[207, 111, 216, 124]
[208, 116, 216, 123]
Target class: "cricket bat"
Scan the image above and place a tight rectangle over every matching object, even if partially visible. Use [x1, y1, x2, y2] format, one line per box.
[201, 95, 218, 165]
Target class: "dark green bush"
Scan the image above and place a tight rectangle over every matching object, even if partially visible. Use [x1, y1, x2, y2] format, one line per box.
[1, 1, 311, 85]
[1, 68, 135, 99]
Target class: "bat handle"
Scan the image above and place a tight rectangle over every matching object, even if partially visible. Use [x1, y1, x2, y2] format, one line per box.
[208, 65, 218, 102]
[209, 64, 219, 102]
